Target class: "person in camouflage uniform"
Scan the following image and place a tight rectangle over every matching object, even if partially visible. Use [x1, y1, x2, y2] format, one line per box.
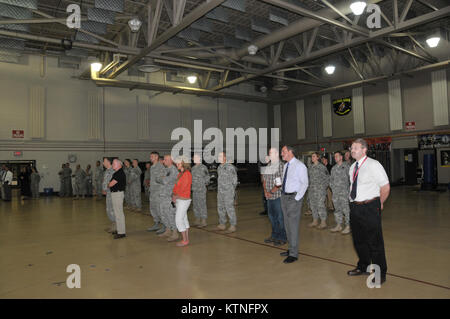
[129, 159, 142, 212]
[216, 152, 238, 234]
[191, 153, 210, 228]
[123, 159, 132, 208]
[156, 155, 179, 242]
[63, 163, 73, 197]
[58, 163, 65, 197]
[329, 151, 351, 234]
[308, 152, 330, 229]
[85, 164, 93, 197]
[30, 167, 40, 199]
[143, 162, 151, 202]
[94, 160, 104, 200]
[72, 164, 87, 199]
[147, 152, 165, 233]
[102, 157, 116, 233]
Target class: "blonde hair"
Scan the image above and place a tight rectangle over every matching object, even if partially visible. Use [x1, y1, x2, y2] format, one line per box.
[175, 156, 191, 172]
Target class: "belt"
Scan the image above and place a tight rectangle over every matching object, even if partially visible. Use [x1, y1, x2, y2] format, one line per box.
[352, 197, 379, 205]
[111, 190, 124, 193]
[282, 192, 296, 196]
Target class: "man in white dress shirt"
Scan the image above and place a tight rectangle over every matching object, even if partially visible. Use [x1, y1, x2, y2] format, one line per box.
[279, 145, 309, 264]
[347, 138, 390, 285]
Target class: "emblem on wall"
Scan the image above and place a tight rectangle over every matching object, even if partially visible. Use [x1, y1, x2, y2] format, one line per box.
[332, 97, 352, 116]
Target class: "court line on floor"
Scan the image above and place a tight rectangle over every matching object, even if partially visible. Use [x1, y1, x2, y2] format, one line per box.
[196, 220, 450, 291]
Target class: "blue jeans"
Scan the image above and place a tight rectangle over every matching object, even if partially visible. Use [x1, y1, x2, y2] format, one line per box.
[267, 197, 287, 242]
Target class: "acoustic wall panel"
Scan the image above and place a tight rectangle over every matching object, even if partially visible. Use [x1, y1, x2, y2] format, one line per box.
[296, 99, 305, 140]
[388, 79, 403, 131]
[322, 94, 332, 137]
[431, 69, 449, 126]
[352, 87, 365, 134]
[88, 90, 103, 140]
[29, 85, 45, 139]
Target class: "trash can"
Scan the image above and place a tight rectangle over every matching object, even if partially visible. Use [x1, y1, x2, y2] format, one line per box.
[44, 188, 53, 196]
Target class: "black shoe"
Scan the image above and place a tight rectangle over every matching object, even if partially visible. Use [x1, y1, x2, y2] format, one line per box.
[259, 211, 268, 216]
[280, 251, 289, 256]
[113, 234, 126, 239]
[264, 237, 275, 243]
[347, 268, 370, 276]
[111, 231, 118, 235]
[283, 256, 298, 263]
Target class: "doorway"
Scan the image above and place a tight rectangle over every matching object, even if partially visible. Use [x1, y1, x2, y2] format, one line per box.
[404, 149, 419, 185]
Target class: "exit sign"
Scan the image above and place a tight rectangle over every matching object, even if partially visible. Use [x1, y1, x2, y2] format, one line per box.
[14, 151, 23, 157]
[405, 121, 415, 130]
[12, 130, 24, 138]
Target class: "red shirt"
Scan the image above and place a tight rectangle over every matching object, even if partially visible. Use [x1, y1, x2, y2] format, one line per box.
[173, 171, 192, 199]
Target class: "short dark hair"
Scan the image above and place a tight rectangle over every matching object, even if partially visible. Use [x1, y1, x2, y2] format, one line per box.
[151, 151, 160, 156]
[334, 151, 343, 156]
[283, 145, 296, 156]
[312, 151, 320, 157]
[353, 138, 368, 150]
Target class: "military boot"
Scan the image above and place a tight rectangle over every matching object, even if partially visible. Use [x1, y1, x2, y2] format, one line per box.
[167, 230, 179, 242]
[224, 225, 236, 234]
[158, 228, 171, 237]
[318, 220, 327, 229]
[308, 219, 319, 227]
[156, 224, 167, 235]
[330, 224, 343, 232]
[216, 224, 226, 231]
[341, 225, 351, 235]
[198, 219, 207, 228]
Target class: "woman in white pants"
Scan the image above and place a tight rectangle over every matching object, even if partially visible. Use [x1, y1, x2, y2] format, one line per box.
[172, 156, 192, 247]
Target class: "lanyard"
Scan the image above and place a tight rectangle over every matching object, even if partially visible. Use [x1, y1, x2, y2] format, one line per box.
[353, 156, 368, 182]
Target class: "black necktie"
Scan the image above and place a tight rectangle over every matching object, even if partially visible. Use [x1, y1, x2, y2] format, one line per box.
[282, 162, 289, 193]
[350, 162, 359, 200]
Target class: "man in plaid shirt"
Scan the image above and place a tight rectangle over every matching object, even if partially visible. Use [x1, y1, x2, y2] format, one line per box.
[262, 148, 287, 246]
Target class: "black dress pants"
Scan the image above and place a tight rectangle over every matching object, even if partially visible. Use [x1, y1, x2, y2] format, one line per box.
[350, 198, 387, 276]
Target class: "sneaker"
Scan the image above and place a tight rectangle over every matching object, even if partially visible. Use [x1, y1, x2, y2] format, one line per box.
[264, 237, 275, 244]
[176, 240, 189, 247]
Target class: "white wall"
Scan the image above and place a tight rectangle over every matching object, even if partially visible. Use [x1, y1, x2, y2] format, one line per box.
[0, 55, 268, 191]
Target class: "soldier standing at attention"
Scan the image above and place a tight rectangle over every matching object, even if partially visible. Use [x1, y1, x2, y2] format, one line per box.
[58, 163, 65, 197]
[94, 160, 104, 200]
[30, 167, 40, 199]
[147, 152, 165, 233]
[64, 163, 73, 197]
[329, 151, 351, 234]
[216, 152, 238, 234]
[73, 164, 87, 200]
[143, 162, 151, 203]
[308, 152, 330, 229]
[191, 153, 210, 228]
[130, 159, 142, 212]
[102, 157, 116, 234]
[123, 159, 132, 208]
[157, 155, 179, 242]
[85, 164, 93, 197]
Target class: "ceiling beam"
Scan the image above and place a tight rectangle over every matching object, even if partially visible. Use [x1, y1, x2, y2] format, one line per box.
[260, 0, 370, 37]
[106, 0, 226, 79]
[213, 6, 450, 91]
